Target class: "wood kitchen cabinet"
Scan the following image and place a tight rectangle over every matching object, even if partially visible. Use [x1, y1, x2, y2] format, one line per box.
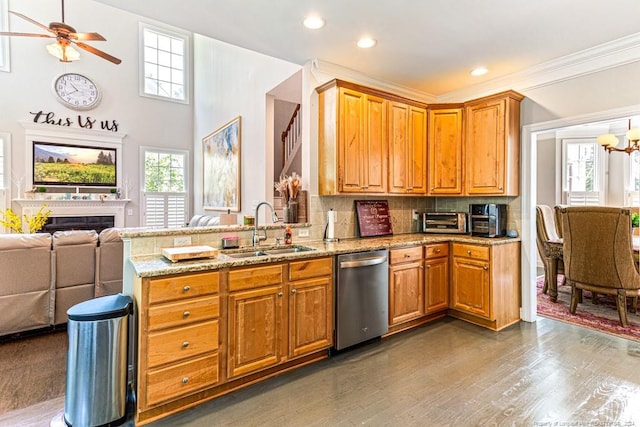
[227, 257, 333, 379]
[388, 246, 424, 326]
[427, 106, 463, 195]
[388, 101, 428, 195]
[135, 271, 221, 414]
[317, 80, 387, 194]
[450, 241, 520, 331]
[464, 91, 523, 196]
[424, 243, 449, 313]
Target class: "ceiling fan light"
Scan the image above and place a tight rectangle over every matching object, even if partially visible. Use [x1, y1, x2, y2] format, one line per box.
[46, 41, 80, 62]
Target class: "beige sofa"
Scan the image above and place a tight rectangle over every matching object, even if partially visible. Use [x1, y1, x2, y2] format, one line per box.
[0, 228, 124, 336]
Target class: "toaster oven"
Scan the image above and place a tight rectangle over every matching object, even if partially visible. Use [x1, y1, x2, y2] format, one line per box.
[422, 212, 468, 234]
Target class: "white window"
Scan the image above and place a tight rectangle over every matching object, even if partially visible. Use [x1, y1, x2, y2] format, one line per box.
[561, 138, 605, 206]
[139, 22, 189, 103]
[0, 0, 10, 72]
[141, 147, 188, 228]
[626, 150, 640, 206]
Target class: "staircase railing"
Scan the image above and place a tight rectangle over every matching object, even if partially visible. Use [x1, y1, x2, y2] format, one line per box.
[281, 104, 301, 172]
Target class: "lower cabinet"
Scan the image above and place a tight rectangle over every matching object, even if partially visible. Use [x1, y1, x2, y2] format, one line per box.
[388, 246, 424, 325]
[450, 242, 520, 330]
[227, 257, 333, 379]
[424, 243, 449, 314]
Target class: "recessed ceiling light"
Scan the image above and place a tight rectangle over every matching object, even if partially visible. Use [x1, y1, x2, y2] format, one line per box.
[471, 67, 488, 76]
[303, 16, 325, 29]
[357, 38, 377, 48]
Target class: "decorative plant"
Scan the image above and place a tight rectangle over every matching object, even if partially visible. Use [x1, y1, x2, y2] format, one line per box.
[274, 173, 302, 204]
[36, 186, 47, 193]
[632, 212, 640, 228]
[0, 204, 51, 233]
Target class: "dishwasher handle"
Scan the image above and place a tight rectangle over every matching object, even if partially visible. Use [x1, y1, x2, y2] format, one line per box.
[339, 255, 387, 269]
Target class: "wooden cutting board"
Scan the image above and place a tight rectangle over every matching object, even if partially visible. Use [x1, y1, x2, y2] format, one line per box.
[162, 245, 218, 262]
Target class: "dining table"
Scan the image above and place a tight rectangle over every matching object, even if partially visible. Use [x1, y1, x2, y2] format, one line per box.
[543, 235, 640, 302]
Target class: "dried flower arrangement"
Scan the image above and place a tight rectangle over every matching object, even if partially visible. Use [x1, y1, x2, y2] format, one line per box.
[274, 173, 302, 204]
[0, 204, 51, 233]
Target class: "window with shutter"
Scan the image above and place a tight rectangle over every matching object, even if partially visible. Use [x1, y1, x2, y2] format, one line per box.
[141, 148, 188, 228]
[561, 138, 605, 206]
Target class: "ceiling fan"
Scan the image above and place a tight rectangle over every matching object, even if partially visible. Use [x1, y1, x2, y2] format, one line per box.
[0, 0, 121, 64]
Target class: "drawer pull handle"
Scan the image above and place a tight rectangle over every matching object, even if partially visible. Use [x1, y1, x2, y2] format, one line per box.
[467, 250, 472, 255]
[182, 377, 189, 384]
[291, 289, 297, 294]
[278, 292, 283, 297]
[435, 249, 441, 253]
[404, 254, 411, 258]
[483, 266, 489, 270]
[425, 265, 430, 269]
[183, 285, 191, 292]
[183, 311, 190, 318]
[182, 341, 189, 348]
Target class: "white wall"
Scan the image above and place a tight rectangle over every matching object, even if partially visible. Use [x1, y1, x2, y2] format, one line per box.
[0, 0, 193, 227]
[192, 34, 301, 222]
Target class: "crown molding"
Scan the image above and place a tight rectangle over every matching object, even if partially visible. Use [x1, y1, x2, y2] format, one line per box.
[437, 32, 640, 103]
[310, 59, 437, 103]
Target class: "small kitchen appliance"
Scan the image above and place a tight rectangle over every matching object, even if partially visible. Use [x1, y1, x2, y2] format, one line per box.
[422, 212, 468, 234]
[469, 204, 507, 237]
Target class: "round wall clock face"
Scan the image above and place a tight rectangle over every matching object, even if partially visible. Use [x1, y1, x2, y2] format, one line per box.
[53, 73, 102, 110]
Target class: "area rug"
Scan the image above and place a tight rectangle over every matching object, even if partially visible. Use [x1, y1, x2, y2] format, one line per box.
[536, 275, 640, 342]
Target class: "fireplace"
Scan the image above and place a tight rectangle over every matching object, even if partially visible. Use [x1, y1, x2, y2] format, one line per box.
[15, 199, 129, 232]
[43, 215, 115, 234]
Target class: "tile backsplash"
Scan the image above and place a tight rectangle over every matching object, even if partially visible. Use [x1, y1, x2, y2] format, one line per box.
[309, 195, 521, 240]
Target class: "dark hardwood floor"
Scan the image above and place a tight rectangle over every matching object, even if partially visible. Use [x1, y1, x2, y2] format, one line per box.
[2, 317, 640, 426]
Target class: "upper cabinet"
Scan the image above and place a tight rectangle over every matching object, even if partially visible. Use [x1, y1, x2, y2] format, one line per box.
[317, 80, 523, 197]
[427, 106, 464, 195]
[388, 102, 428, 195]
[318, 81, 388, 195]
[464, 91, 523, 196]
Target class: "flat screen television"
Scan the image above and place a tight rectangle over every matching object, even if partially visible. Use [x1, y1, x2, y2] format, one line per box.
[33, 141, 117, 187]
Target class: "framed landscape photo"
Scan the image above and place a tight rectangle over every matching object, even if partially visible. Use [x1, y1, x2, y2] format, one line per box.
[203, 116, 241, 211]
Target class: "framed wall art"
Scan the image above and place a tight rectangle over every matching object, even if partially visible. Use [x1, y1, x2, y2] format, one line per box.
[203, 116, 241, 211]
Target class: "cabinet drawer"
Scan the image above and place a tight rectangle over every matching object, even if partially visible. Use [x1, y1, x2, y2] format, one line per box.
[148, 296, 219, 331]
[452, 243, 490, 261]
[289, 257, 333, 281]
[424, 243, 449, 259]
[146, 353, 219, 408]
[147, 320, 218, 368]
[148, 272, 218, 304]
[389, 246, 422, 265]
[228, 264, 284, 291]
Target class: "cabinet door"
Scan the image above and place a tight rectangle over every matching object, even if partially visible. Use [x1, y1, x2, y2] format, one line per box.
[464, 98, 506, 195]
[338, 88, 365, 192]
[362, 94, 387, 193]
[389, 260, 424, 325]
[451, 256, 491, 319]
[288, 276, 333, 358]
[227, 285, 283, 379]
[428, 108, 463, 195]
[424, 256, 449, 314]
[388, 102, 427, 194]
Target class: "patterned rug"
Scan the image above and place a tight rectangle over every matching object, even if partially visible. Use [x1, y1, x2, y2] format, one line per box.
[536, 275, 640, 342]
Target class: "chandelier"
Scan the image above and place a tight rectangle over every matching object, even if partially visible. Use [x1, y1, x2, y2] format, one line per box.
[597, 121, 640, 154]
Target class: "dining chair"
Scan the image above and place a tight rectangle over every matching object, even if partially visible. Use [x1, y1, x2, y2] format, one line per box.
[561, 206, 640, 327]
[536, 205, 565, 294]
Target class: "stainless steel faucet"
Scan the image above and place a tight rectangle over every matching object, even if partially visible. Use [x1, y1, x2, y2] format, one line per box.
[253, 201, 279, 246]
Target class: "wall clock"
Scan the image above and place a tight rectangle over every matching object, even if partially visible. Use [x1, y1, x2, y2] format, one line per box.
[52, 73, 102, 110]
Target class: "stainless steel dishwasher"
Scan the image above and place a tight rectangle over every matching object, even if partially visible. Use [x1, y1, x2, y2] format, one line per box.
[335, 249, 389, 350]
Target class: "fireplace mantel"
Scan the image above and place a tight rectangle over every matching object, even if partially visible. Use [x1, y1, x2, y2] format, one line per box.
[14, 199, 130, 230]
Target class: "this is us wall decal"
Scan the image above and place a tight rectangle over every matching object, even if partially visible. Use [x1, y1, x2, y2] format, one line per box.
[29, 111, 120, 132]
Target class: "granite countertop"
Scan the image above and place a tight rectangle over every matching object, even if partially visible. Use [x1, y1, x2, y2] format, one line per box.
[129, 233, 520, 278]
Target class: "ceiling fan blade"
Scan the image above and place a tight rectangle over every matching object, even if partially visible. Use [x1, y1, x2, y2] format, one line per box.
[74, 41, 121, 65]
[69, 32, 106, 41]
[9, 11, 56, 35]
[0, 31, 54, 38]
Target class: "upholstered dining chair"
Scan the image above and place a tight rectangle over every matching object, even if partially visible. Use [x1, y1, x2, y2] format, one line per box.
[536, 205, 565, 294]
[561, 206, 640, 327]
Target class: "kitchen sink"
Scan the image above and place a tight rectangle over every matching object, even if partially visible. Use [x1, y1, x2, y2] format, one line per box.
[264, 246, 316, 255]
[225, 250, 268, 259]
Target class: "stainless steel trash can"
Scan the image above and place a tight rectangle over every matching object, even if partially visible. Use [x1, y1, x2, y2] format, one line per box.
[64, 294, 132, 427]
